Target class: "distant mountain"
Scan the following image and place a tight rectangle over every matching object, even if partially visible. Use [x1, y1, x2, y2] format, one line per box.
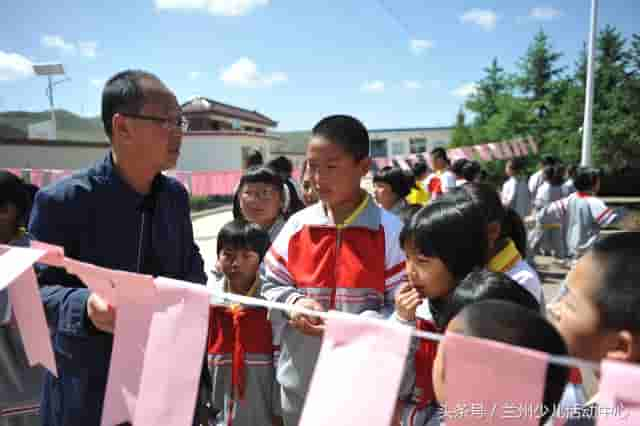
[0, 109, 107, 142]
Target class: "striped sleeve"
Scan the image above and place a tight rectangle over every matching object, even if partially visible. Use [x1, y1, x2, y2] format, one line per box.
[501, 178, 514, 207]
[538, 196, 569, 224]
[382, 211, 407, 317]
[589, 198, 618, 227]
[260, 217, 305, 305]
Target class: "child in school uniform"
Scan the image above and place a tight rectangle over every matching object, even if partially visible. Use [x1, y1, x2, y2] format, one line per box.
[261, 115, 407, 426]
[537, 167, 619, 262]
[206, 220, 282, 426]
[548, 232, 640, 426]
[501, 158, 531, 219]
[373, 166, 413, 216]
[534, 165, 568, 259]
[423, 148, 456, 203]
[232, 166, 298, 242]
[432, 300, 569, 426]
[406, 162, 429, 206]
[0, 171, 42, 426]
[391, 199, 489, 426]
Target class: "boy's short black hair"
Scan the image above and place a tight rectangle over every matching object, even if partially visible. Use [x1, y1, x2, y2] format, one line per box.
[267, 156, 294, 178]
[450, 159, 469, 177]
[430, 147, 449, 163]
[454, 182, 506, 224]
[540, 155, 556, 167]
[233, 166, 286, 220]
[437, 270, 539, 330]
[246, 149, 264, 168]
[412, 161, 429, 178]
[102, 69, 159, 139]
[590, 232, 640, 333]
[400, 200, 488, 281]
[216, 219, 271, 262]
[457, 300, 568, 425]
[373, 167, 412, 199]
[509, 158, 526, 173]
[311, 115, 369, 160]
[0, 171, 30, 226]
[573, 167, 600, 192]
[461, 160, 481, 183]
[542, 166, 555, 182]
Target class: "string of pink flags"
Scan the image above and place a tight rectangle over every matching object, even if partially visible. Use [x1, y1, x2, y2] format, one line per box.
[2, 137, 538, 197]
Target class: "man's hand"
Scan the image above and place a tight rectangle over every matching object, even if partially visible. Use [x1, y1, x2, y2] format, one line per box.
[87, 293, 116, 333]
[289, 298, 325, 337]
[394, 282, 422, 322]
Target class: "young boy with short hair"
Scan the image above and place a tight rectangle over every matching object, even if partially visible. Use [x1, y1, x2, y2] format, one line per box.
[549, 232, 640, 425]
[433, 300, 569, 426]
[537, 167, 619, 261]
[207, 220, 282, 426]
[261, 114, 406, 426]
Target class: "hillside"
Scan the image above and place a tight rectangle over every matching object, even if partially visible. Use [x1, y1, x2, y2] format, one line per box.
[0, 109, 106, 142]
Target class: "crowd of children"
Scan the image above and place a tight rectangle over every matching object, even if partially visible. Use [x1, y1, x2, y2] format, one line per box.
[198, 112, 636, 426]
[1, 111, 637, 426]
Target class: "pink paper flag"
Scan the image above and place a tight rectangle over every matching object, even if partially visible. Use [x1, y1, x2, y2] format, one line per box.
[30, 240, 65, 267]
[516, 140, 529, 156]
[63, 258, 117, 306]
[133, 277, 210, 426]
[597, 360, 640, 425]
[474, 145, 493, 161]
[101, 271, 156, 426]
[0, 246, 58, 376]
[487, 143, 505, 160]
[527, 137, 539, 154]
[509, 140, 523, 157]
[30, 170, 44, 187]
[500, 142, 514, 159]
[461, 147, 475, 161]
[299, 311, 412, 426]
[444, 332, 548, 426]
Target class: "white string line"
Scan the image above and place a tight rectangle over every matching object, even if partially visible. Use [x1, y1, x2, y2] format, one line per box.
[211, 288, 601, 372]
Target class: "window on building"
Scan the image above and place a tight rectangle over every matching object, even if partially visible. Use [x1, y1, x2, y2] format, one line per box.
[409, 138, 427, 154]
[391, 141, 405, 156]
[370, 139, 388, 158]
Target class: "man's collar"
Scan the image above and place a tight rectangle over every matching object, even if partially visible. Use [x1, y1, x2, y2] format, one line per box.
[96, 152, 162, 210]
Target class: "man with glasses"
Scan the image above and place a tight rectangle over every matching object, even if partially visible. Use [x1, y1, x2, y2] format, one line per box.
[28, 70, 209, 426]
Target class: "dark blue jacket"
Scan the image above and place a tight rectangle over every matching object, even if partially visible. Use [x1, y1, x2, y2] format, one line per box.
[28, 153, 207, 426]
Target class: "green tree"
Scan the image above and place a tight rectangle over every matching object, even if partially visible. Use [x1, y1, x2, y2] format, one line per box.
[450, 108, 473, 147]
[466, 57, 511, 126]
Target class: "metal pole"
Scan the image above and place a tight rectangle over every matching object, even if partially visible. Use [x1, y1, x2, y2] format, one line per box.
[47, 75, 57, 137]
[581, 0, 598, 167]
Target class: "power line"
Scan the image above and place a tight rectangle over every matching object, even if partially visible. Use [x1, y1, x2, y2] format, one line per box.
[375, 0, 416, 39]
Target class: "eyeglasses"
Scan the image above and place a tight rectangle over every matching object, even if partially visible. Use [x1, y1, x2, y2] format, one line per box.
[240, 188, 277, 201]
[122, 113, 189, 132]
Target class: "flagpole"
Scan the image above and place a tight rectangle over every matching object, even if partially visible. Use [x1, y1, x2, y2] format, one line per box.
[581, 0, 598, 167]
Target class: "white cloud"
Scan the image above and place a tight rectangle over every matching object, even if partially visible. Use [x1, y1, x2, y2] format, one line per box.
[460, 9, 498, 31]
[155, 0, 269, 16]
[78, 41, 98, 58]
[529, 6, 562, 21]
[452, 83, 478, 98]
[90, 78, 105, 88]
[403, 80, 422, 90]
[409, 39, 434, 55]
[42, 35, 76, 54]
[361, 80, 385, 93]
[220, 57, 287, 88]
[0, 51, 34, 81]
[189, 71, 202, 80]
[41, 35, 98, 58]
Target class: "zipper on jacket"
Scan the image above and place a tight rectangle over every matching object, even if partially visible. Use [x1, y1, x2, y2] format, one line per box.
[331, 228, 342, 309]
[136, 211, 145, 273]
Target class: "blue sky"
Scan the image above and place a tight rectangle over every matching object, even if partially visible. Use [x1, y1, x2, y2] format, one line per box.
[0, 0, 638, 131]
